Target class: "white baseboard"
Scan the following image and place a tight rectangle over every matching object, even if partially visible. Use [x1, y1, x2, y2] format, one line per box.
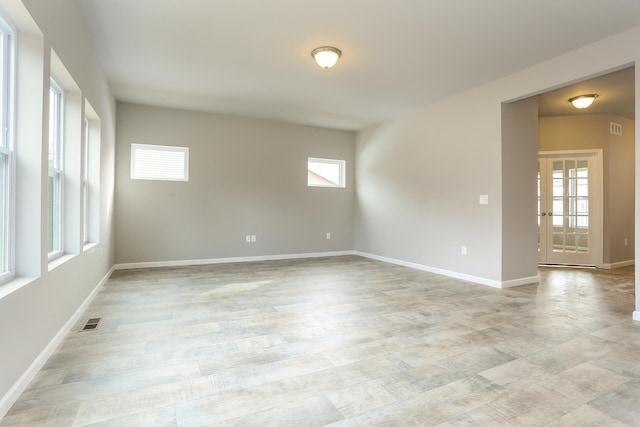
[501, 275, 541, 288]
[114, 251, 541, 289]
[114, 251, 356, 270]
[355, 251, 539, 288]
[0, 266, 114, 420]
[601, 260, 635, 269]
[633, 311, 640, 322]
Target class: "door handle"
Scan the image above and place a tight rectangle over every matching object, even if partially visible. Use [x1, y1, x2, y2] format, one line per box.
[541, 212, 546, 216]
[548, 212, 553, 216]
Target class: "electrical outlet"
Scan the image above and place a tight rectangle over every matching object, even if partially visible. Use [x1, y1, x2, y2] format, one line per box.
[461, 245, 467, 255]
[251, 235, 256, 243]
[624, 238, 629, 247]
[245, 235, 251, 243]
[326, 232, 331, 240]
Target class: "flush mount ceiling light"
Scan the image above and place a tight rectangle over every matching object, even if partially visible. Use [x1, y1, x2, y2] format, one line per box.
[311, 46, 341, 69]
[569, 94, 598, 109]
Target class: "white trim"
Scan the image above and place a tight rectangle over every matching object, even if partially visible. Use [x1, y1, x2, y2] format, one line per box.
[82, 115, 89, 245]
[82, 241, 99, 253]
[115, 251, 543, 288]
[48, 78, 64, 258]
[0, 266, 114, 419]
[501, 275, 540, 288]
[633, 311, 640, 322]
[47, 252, 74, 271]
[0, 13, 16, 284]
[114, 251, 355, 270]
[601, 260, 635, 269]
[0, 275, 35, 300]
[48, 77, 64, 169]
[355, 251, 539, 289]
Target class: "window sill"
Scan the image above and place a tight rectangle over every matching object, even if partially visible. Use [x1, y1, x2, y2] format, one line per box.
[0, 276, 37, 300]
[83, 241, 99, 253]
[48, 253, 76, 272]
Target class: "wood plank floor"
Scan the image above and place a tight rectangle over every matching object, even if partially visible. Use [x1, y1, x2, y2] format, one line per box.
[2, 255, 639, 426]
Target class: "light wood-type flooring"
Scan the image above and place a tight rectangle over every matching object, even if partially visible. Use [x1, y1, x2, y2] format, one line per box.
[2, 255, 639, 426]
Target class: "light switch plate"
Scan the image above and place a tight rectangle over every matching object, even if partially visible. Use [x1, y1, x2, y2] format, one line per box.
[479, 195, 489, 205]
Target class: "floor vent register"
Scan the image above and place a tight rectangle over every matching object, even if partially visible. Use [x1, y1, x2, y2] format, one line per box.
[82, 317, 101, 331]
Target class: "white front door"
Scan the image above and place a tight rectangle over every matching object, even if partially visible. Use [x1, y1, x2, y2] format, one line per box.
[538, 151, 602, 266]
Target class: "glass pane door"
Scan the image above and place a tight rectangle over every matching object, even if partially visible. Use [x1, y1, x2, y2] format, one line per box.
[539, 153, 598, 266]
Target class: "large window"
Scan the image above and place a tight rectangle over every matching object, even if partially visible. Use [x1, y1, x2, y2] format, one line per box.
[0, 14, 14, 282]
[82, 116, 89, 244]
[48, 78, 64, 260]
[131, 143, 189, 181]
[307, 157, 345, 188]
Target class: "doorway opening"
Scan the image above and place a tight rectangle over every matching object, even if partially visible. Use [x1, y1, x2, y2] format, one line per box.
[536, 66, 635, 270]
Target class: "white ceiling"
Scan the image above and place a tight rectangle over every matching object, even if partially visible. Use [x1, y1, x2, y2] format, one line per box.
[78, 0, 640, 130]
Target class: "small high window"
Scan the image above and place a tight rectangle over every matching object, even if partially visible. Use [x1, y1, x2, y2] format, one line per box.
[308, 157, 345, 188]
[131, 143, 189, 181]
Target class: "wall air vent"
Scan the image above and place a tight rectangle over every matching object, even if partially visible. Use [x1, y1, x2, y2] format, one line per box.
[610, 122, 622, 136]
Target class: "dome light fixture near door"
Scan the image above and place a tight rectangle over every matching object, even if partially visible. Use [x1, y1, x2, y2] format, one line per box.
[311, 46, 342, 69]
[569, 94, 598, 109]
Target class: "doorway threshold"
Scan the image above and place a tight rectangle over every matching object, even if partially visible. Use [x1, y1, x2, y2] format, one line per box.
[538, 263, 596, 269]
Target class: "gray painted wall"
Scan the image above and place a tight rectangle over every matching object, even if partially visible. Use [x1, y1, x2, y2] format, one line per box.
[355, 26, 640, 289]
[501, 97, 539, 282]
[539, 114, 635, 265]
[114, 103, 354, 264]
[354, 99, 503, 283]
[0, 0, 115, 410]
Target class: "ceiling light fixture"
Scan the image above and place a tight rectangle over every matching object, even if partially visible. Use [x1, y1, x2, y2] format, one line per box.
[569, 94, 598, 109]
[311, 46, 341, 69]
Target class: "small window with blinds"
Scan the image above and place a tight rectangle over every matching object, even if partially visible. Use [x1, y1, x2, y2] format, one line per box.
[131, 143, 189, 181]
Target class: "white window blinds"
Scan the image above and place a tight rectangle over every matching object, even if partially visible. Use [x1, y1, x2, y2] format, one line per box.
[131, 143, 189, 181]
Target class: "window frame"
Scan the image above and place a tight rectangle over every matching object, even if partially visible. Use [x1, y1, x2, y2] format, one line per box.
[82, 116, 89, 245]
[47, 77, 64, 261]
[307, 157, 346, 188]
[130, 143, 189, 182]
[0, 13, 15, 284]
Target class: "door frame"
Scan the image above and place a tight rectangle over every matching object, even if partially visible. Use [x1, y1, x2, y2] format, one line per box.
[538, 149, 604, 268]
